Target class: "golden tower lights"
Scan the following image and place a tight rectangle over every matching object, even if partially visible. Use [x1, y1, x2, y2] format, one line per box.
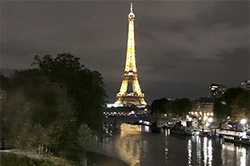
[115, 3, 147, 106]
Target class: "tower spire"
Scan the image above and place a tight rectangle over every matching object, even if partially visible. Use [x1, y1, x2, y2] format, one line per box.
[128, 3, 135, 19]
[115, 4, 147, 106]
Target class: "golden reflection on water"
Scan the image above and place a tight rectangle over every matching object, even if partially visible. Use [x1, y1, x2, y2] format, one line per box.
[222, 142, 247, 166]
[116, 123, 141, 166]
[187, 139, 192, 166]
[100, 124, 249, 166]
[202, 137, 213, 166]
[208, 139, 213, 166]
[187, 136, 213, 166]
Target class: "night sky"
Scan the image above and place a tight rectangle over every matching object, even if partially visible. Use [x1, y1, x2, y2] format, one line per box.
[1, 1, 249, 104]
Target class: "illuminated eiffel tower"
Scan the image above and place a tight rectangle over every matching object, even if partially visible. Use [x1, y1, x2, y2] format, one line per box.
[115, 3, 147, 106]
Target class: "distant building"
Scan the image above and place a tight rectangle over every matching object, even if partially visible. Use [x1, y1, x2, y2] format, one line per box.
[189, 98, 214, 117]
[240, 80, 250, 90]
[209, 84, 226, 98]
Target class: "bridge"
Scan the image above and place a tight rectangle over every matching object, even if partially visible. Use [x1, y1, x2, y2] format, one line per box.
[103, 114, 181, 129]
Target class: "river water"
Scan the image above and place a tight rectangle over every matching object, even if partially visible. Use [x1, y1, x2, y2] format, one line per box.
[94, 124, 250, 166]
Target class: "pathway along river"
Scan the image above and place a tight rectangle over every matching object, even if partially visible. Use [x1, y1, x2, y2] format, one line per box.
[92, 123, 250, 166]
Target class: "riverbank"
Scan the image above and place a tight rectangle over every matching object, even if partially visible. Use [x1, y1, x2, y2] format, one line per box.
[0, 152, 57, 166]
[0, 149, 80, 166]
[0, 150, 130, 166]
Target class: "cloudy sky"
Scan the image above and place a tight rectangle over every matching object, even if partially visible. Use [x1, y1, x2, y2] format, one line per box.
[1, 0, 249, 103]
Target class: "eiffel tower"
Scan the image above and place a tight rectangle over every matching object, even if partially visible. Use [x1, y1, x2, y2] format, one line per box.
[115, 3, 147, 106]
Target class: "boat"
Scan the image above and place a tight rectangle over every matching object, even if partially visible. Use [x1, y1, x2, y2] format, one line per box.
[170, 125, 193, 136]
[223, 135, 250, 145]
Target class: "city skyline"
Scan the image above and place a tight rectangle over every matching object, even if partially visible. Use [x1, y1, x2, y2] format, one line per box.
[1, 1, 249, 103]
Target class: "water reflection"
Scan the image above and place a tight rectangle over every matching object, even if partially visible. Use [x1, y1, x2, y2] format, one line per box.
[187, 139, 192, 166]
[116, 124, 141, 166]
[221, 142, 248, 166]
[96, 124, 250, 166]
[208, 138, 213, 166]
[186, 136, 213, 166]
[169, 133, 249, 166]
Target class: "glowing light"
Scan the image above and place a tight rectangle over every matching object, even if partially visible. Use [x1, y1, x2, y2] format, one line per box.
[188, 117, 193, 121]
[240, 148, 246, 166]
[208, 117, 213, 123]
[144, 121, 150, 125]
[208, 139, 213, 166]
[125, 19, 136, 72]
[107, 103, 124, 108]
[145, 126, 150, 132]
[114, 4, 147, 105]
[187, 139, 192, 166]
[195, 131, 200, 135]
[240, 119, 247, 125]
[204, 116, 208, 120]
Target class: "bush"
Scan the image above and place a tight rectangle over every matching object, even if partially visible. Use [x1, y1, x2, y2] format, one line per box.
[0, 152, 56, 166]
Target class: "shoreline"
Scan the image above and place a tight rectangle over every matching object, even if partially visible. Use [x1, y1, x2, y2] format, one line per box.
[0, 149, 130, 166]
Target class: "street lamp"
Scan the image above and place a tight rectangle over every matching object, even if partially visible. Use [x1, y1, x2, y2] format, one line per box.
[188, 117, 193, 121]
[208, 117, 213, 123]
[240, 119, 247, 125]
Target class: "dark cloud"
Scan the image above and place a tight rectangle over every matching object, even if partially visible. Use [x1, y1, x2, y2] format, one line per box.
[1, 1, 249, 103]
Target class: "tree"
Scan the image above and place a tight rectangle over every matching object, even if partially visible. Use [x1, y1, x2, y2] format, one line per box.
[1, 53, 106, 156]
[0, 89, 7, 149]
[172, 98, 192, 116]
[0, 74, 12, 90]
[230, 89, 249, 121]
[214, 88, 249, 121]
[2, 72, 76, 153]
[32, 53, 106, 129]
[151, 98, 192, 117]
[151, 98, 169, 115]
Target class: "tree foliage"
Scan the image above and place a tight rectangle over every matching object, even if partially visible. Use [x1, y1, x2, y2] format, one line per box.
[0, 53, 106, 154]
[32, 53, 106, 129]
[2, 76, 75, 152]
[151, 98, 192, 117]
[214, 88, 249, 121]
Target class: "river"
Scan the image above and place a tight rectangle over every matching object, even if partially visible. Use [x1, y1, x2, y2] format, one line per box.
[93, 123, 250, 166]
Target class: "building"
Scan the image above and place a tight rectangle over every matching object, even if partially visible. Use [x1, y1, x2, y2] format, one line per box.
[189, 98, 214, 117]
[115, 4, 147, 106]
[241, 80, 250, 90]
[209, 84, 226, 98]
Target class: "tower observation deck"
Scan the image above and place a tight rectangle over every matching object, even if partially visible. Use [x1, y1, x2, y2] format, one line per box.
[115, 3, 147, 106]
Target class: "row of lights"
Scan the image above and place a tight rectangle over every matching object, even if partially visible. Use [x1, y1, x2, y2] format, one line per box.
[187, 115, 213, 122]
[103, 111, 135, 116]
[189, 111, 214, 117]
